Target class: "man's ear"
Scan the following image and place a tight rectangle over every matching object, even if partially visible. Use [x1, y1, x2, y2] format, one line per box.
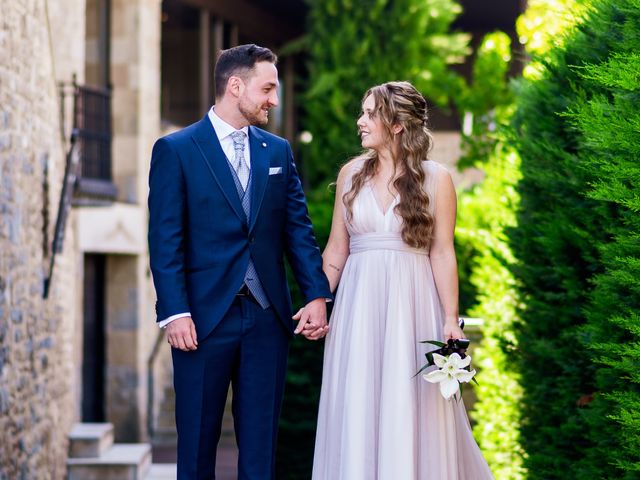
[227, 75, 244, 98]
[392, 124, 403, 135]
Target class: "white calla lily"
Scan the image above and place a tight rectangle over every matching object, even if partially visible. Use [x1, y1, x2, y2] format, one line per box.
[432, 353, 447, 368]
[457, 355, 472, 369]
[422, 353, 477, 400]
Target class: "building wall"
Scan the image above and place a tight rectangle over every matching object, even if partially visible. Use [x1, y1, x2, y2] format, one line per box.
[106, 0, 162, 441]
[431, 131, 484, 189]
[0, 0, 85, 477]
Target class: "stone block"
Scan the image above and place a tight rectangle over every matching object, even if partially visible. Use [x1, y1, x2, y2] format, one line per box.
[67, 443, 151, 480]
[107, 331, 138, 366]
[145, 464, 177, 480]
[68, 423, 114, 458]
[0, 133, 11, 151]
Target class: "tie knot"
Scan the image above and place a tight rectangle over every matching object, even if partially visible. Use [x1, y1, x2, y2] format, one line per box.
[230, 131, 246, 150]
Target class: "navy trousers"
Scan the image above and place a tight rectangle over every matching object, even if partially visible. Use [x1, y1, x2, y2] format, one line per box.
[172, 296, 290, 479]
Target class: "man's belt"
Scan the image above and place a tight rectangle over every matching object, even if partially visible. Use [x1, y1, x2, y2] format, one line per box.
[235, 285, 259, 304]
[236, 285, 251, 296]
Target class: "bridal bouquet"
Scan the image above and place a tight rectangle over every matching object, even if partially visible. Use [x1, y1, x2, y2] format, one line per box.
[417, 338, 477, 401]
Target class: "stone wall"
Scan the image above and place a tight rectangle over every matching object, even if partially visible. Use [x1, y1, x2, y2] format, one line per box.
[0, 0, 83, 478]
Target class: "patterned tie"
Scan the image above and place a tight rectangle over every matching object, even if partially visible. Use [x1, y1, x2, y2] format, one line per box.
[227, 130, 270, 309]
[230, 131, 249, 191]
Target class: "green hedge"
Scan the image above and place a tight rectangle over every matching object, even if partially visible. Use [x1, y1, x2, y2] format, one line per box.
[508, 0, 640, 477]
[300, 0, 469, 189]
[568, 1, 640, 474]
[453, 31, 526, 479]
[457, 145, 525, 480]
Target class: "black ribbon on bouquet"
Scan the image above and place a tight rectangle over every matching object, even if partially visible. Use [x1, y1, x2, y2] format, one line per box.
[421, 338, 471, 370]
[415, 318, 473, 377]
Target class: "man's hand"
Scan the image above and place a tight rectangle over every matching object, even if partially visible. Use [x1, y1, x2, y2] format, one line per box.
[293, 298, 328, 340]
[166, 316, 198, 351]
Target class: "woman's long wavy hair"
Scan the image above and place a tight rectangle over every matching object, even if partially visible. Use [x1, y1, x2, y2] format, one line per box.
[344, 81, 434, 248]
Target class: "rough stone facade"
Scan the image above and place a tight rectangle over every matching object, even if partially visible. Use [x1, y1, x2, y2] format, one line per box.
[0, 0, 83, 478]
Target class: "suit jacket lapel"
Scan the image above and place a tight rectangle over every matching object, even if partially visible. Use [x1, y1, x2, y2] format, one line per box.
[191, 116, 245, 222]
[248, 126, 269, 232]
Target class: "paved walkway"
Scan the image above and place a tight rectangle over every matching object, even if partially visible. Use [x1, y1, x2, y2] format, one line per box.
[153, 386, 239, 478]
[152, 442, 239, 479]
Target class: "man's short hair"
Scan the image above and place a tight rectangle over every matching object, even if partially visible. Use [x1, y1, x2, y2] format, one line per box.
[214, 44, 277, 99]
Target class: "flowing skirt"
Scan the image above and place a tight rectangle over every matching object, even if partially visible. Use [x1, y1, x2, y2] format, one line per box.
[312, 234, 493, 479]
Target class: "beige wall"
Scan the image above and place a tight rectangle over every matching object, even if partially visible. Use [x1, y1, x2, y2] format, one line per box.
[111, 0, 162, 205]
[0, 0, 85, 477]
[106, 0, 162, 442]
[431, 131, 484, 190]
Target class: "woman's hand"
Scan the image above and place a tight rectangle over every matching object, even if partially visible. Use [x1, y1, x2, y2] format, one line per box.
[443, 319, 465, 341]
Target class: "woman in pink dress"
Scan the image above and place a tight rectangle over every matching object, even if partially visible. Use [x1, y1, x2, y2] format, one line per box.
[307, 81, 493, 479]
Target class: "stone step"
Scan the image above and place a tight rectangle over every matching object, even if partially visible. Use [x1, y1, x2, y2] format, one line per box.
[144, 464, 176, 480]
[68, 423, 115, 458]
[67, 443, 152, 480]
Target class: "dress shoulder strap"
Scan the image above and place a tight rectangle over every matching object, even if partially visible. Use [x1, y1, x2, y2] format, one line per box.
[342, 157, 367, 193]
[422, 160, 445, 214]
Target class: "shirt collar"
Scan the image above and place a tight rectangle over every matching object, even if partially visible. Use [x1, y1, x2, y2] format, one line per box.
[208, 107, 249, 141]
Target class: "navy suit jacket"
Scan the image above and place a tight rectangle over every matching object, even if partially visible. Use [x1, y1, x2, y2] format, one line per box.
[148, 115, 331, 340]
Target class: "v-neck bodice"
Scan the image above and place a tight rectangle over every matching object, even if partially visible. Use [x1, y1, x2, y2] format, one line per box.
[342, 159, 440, 244]
[368, 183, 398, 216]
[344, 180, 401, 235]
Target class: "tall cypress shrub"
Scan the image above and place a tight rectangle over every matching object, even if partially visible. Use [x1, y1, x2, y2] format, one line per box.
[509, 0, 640, 477]
[454, 3, 582, 469]
[509, 29, 601, 480]
[567, 1, 640, 475]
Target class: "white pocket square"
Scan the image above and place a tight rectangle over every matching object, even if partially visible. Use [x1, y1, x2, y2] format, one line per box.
[269, 167, 282, 175]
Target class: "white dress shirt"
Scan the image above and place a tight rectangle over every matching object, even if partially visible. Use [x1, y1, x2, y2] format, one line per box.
[158, 107, 250, 329]
[208, 107, 251, 170]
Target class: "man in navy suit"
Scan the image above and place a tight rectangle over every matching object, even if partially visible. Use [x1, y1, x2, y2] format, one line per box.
[148, 44, 331, 479]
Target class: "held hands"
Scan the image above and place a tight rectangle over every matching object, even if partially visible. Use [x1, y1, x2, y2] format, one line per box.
[166, 316, 198, 351]
[443, 318, 465, 342]
[293, 298, 329, 340]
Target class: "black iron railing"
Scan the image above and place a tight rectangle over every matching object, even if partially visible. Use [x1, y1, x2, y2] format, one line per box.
[73, 81, 113, 182]
[59, 76, 117, 201]
[44, 130, 80, 298]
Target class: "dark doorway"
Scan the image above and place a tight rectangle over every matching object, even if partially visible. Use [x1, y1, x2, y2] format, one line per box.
[82, 253, 106, 422]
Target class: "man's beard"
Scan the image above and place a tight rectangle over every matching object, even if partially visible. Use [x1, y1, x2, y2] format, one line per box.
[239, 99, 269, 126]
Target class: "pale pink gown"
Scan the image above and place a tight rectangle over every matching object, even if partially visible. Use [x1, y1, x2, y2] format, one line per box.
[312, 160, 493, 480]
